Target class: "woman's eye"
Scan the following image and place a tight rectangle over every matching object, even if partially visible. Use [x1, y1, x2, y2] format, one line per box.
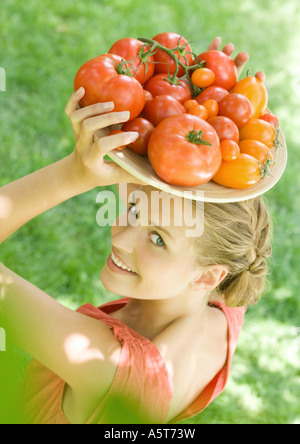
[149, 232, 165, 248]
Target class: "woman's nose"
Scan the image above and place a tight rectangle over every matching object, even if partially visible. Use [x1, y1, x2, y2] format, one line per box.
[111, 224, 136, 255]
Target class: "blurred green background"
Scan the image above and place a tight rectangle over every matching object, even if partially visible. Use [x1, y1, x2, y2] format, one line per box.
[0, 0, 299, 424]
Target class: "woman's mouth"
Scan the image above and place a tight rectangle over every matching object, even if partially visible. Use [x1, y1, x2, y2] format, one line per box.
[106, 250, 138, 276]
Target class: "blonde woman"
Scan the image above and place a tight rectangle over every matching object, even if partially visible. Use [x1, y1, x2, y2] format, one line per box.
[0, 38, 272, 424]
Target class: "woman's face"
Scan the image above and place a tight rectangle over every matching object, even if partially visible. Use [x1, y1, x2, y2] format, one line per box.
[100, 186, 202, 300]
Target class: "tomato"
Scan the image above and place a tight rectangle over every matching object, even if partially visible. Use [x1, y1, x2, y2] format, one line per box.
[143, 94, 186, 126]
[239, 139, 274, 165]
[188, 104, 208, 120]
[231, 75, 268, 118]
[239, 118, 276, 148]
[152, 32, 194, 77]
[74, 54, 145, 120]
[122, 118, 155, 155]
[220, 140, 240, 161]
[203, 99, 219, 119]
[108, 130, 126, 150]
[195, 85, 229, 105]
[144, 73, 191, 103]
[183, 99, 199, 112]
[197, 50, 237, 91]
[218, 93, 253, 128]
[144, 90, 153, 103]
[260, 112, 280, 128]
[191, 68, 215, 88]
[212, 153, 261, 189]
[108, 38, 155, 84]
[207, 116, 239, 143]
[148, 114, 221, 186]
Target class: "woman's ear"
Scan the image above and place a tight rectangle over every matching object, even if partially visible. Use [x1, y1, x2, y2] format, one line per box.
[190, 265, 228, 292]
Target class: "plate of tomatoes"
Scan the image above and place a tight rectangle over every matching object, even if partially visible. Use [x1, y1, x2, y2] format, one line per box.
[74, 33, 287, 202]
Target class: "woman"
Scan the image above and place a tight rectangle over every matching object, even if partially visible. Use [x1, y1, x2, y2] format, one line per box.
[0, 38, 272, 424]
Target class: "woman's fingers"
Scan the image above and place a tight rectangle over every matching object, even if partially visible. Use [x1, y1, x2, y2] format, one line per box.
[65, 87, 85, 118]
[207, 37, 221, 50]
[93, 131, 139, 156]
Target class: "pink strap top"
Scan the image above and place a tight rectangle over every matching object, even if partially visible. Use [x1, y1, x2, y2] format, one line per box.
[21, 297, 246, 424]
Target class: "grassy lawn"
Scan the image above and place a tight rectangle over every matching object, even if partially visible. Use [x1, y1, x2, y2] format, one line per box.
[0, 0, 299, 424]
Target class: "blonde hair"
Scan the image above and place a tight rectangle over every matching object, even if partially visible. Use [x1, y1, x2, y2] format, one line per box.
[193, 196, 273, 307]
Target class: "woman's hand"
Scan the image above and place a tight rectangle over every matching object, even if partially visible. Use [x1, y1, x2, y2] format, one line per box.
[208, 37, 266, 82]
[65, 88, 145, 188]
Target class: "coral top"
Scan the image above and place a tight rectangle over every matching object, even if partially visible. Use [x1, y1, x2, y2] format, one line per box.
[21, 297, 246, 424]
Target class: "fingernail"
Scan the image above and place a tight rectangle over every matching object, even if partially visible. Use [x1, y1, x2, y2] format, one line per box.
[76, 86, 85, 95]
[103, 101, 114, 111]
[118, 111, 130, 120]
[127, 132, 139, 142]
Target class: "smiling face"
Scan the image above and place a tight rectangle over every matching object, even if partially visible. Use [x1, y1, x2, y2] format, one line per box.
[100, 185, 204, 301]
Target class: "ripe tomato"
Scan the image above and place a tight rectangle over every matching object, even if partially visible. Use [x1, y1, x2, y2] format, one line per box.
[191, 68, 215, 88]
[152, 32, 194, 77]
[143, 94, 186, 126]
[183, 99, 199, 112]
[212, 153, 261, 189]
[197, 50, 237, 91]
[195, 85, 229, 105]
[108, 37, 155, 84]
[218, 93, 253, 128]
[148, 114, 221, 186]
[207, 116, 239, 143]
[144, 73, 191, 103]
[239, 139, 274, 164]
[188, 104, 208, 120]
[220, 140, 240, 161]
[231, 75, 268, 118]
[122, 118, 155, 155]
[202, 99, 219, 119]
[239, 118, 276, 148]
[74, 54, 145, 120]
[259, 112, 280, 128]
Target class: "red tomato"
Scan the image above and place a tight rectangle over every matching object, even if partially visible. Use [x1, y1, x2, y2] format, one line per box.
[152, 32, 194, 77]
[143, 94, 186, 126]
[74, 54, 145, 120]
[197, 50, 237, 91]
[144, 90, 153, 103]
[231, 75, 268, 118]
[218, 93, 253, 128]
[259, 113, 280, 128]
[122, 118, 155, 155]
[195, 85, 229, 105]
[220, 140, 240, 161]
[191, 68, 215, 88]
[108, 38, 155, 84]
[207, 116, 239, 143]
[144, 73, 191, 103]
[148, 114, 221, 186]
[239, 118, 276, 148]
[212, 153, 261, 189]
[239, 139, 274, 164]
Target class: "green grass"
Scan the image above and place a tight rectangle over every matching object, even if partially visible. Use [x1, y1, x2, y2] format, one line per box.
[0, 0, 299, 424]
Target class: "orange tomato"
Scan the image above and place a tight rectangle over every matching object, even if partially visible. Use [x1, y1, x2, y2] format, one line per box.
[202, 99, 219, 119]
[188, 104, 209, 120]
[239, 139, 274, 165]
[220, 140, 240, 161]
[183, 99, 199, 112]
[191, 68, 216, 88]
[212, 153, 261, 189]
[239, 118, 276, 148]
[231, 75, 268, 118]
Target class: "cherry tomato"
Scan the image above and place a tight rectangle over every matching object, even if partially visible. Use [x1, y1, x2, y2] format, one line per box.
[183, 99, 199, 112]
[259, 113, 280, 128]
[143, 94, 186, 126]
[74, 54, 145, 120]
[122, 118, 155, 156]
[239, 118, 276, 148]
[197, 50, 237, 91]
[191, 68, 215, 88]
[144, 73, 191, 103]
[212, 153, 261, 189]
[207, 116, 239, 143]
[220, 140, 240, 161]
[239, 139, 274, 164]
[144, 90, 153, 103]
[152, 32, 194, 77]
[195, 85, 229, 105]
[108, 130, 127, 150]
[218, 93, 253, 128]
[232, 75, 268, 118]
[148, 114, 221, 186]
[203, 99, 219, 119]
[188, 104, 208, 120]
[108, 38, 155, 85]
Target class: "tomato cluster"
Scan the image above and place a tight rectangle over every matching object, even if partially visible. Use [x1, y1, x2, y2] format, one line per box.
[74, 32, 281, 189]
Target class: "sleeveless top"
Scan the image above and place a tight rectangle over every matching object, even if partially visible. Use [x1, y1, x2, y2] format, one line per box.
[21, 297, 246, 424]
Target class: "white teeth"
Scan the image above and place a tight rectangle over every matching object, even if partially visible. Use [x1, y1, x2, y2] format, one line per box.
[111, 251, 135, 273]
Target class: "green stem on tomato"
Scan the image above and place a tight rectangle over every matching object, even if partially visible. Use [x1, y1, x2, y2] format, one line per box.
[185, 130, 212, 146]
